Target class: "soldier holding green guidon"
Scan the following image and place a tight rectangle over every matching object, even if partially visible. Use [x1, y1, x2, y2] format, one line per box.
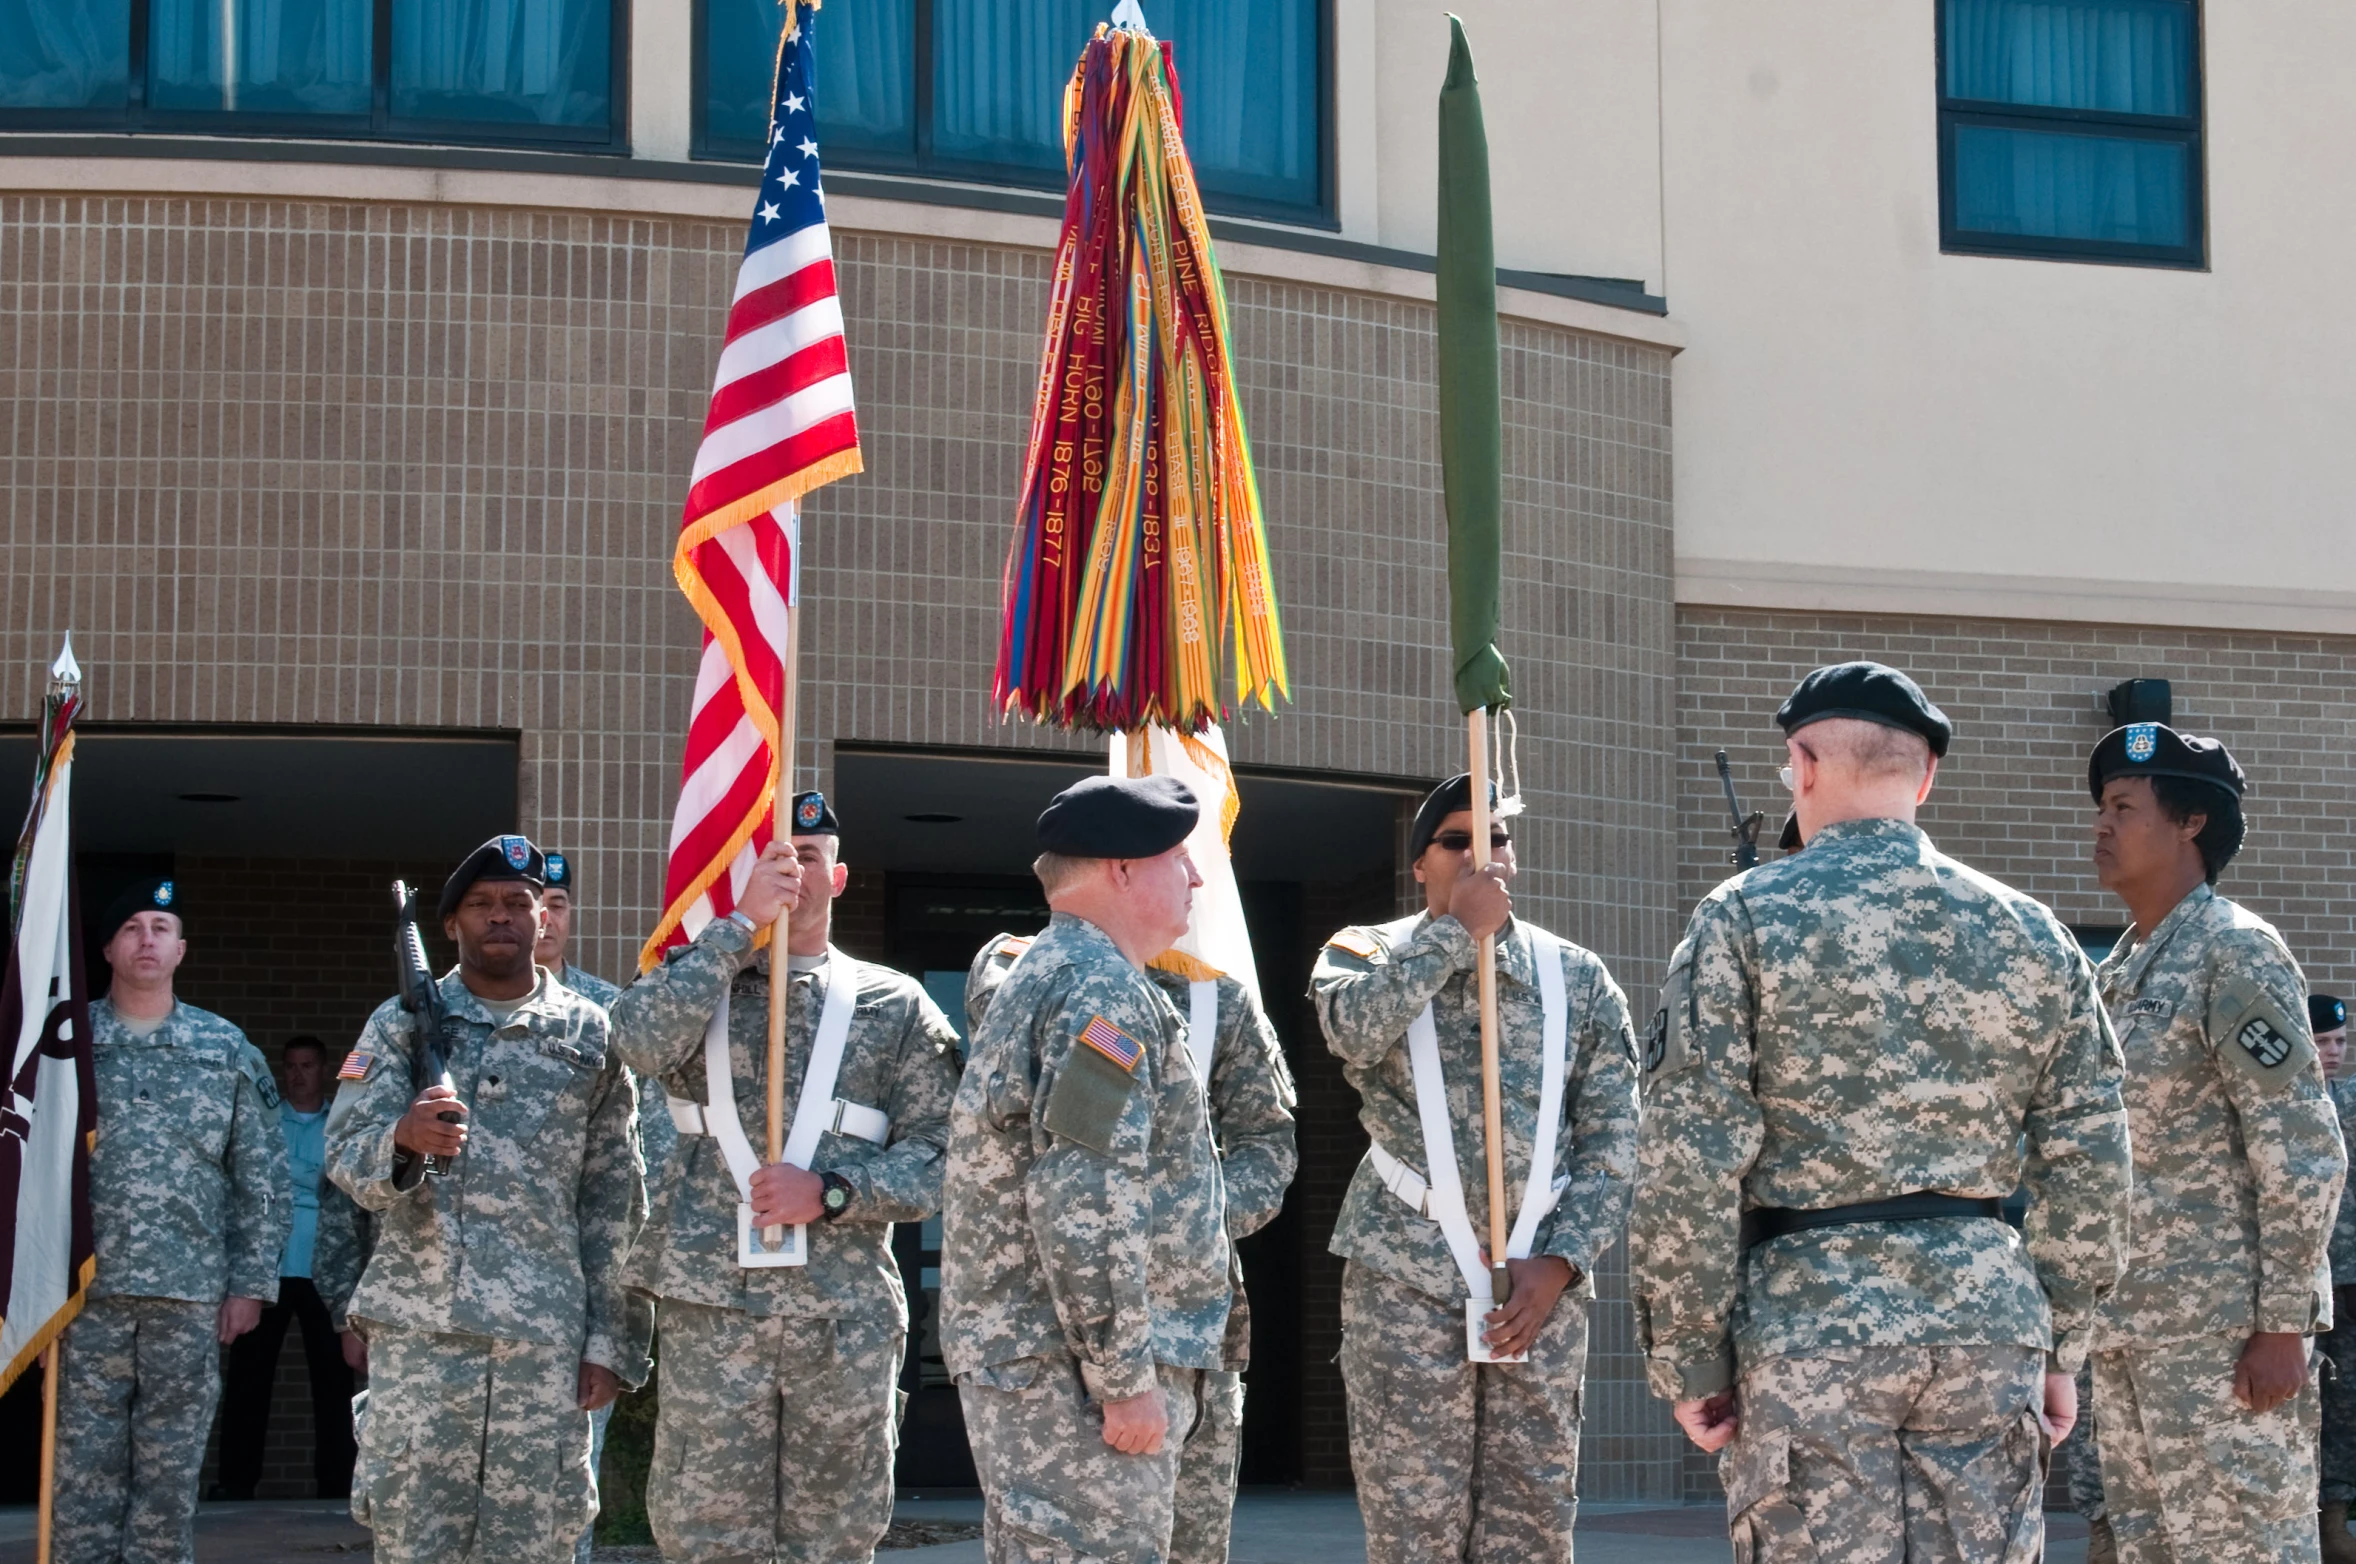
[1632, 662, 2134, 1564]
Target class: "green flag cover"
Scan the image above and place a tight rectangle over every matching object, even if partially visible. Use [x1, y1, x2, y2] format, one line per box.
[1437, 15, 1510, 716]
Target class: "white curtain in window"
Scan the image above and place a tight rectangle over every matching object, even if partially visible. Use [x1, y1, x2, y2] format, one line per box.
[149, 0, 370, 114]
[1945, 0, 2191, 116]
[0, 0, 128, 109]
[393, 0, 609, 126]
[1953, 124, 2188, 246]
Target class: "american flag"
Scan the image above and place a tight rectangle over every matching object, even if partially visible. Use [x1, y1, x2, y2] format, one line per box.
[642, 3, 861, 967]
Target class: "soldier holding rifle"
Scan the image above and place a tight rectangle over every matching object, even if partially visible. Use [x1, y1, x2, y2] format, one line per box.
[1314, 774, 1640, 1564]
[1632, 662, 2134, 1564]
[326, 835, 646, 1563]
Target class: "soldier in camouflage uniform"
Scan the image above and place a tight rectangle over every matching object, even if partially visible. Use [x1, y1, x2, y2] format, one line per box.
[535, 850, 676, 1564]
[2085, 724, 2345, 1564]
[327, 836, 646, 1564]
[1631, 663, 2134, 1564]
[967, 936, 1297, 1564]
[941, 775, 1232, 1564]
[610, 793, 960, 1563]
[2314, 994, 2356, 1564]
[1312, 774, 1640, 1564]
[54, 877, 291, 1564]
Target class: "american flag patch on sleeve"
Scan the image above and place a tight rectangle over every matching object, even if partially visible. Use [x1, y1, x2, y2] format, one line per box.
[336, 1047, 373, 1081]
[1076, 1015, 1144, 1073]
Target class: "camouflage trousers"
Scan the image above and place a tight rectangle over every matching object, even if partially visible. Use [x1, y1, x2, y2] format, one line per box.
[1720, 1345, 2046, 1564]
[647, 1300, 906, 1564]
[1167, 1368, 1243, 1564]
[2059, 1360, 2105, 1522]
[2321, 1295, 2356, 1506]
[52, 1294, 220, 1564]
[2092, 1332, 2320, 1564]
[351, 1324, 594, 1564]
[1337, 1262, 1587, 1564]
[958, 1355, 1202, 1564]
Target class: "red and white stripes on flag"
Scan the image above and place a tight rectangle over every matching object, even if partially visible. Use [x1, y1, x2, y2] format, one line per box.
[0, 718, 95, 1394]
[641, 5, 860, 968]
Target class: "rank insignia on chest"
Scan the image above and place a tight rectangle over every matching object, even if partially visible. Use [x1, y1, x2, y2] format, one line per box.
[1077, 1015, 1144, 1072]
[2239, 1016, 2293, 1069]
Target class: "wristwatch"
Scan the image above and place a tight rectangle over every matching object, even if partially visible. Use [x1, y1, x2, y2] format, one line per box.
[818, 1171, 854, 1222]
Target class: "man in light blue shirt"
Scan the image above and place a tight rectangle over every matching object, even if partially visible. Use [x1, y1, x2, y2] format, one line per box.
[216, 1036, 370, 1499]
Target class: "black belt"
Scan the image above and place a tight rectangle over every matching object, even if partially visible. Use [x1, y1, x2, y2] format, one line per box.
[1744, 1193, 2003, 1248]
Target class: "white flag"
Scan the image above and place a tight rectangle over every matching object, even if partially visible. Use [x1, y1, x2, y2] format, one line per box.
[0, 716, 93, 1393]
[1109, 723, 1259, 1004]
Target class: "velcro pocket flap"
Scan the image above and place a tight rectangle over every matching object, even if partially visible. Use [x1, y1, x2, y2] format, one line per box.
[1721, 1425, 1792, 1521]
[1039, 1043, 1137, 1156]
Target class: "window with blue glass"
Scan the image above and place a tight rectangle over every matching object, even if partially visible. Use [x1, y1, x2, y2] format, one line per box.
[698, 0, 1329, 222]
[1938, 0, 2204, 265]
[0, 0, 620, 146]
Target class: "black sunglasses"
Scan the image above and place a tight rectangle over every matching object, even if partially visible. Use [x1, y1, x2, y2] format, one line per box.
[1432, 830, 1512, 853]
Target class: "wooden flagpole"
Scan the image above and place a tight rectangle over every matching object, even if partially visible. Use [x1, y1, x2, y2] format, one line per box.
[763, 594, 801, 1247]
[37, 1342, 57, 1564]
[1468, 707, 1512, 1307]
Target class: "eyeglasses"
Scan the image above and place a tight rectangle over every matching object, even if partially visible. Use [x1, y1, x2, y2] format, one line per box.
[1432, 831, 1512, 853]
[1779, 739, 1819, 795]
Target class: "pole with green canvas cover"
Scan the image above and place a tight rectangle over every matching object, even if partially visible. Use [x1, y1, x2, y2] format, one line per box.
[1437, 14, 1515, 1310]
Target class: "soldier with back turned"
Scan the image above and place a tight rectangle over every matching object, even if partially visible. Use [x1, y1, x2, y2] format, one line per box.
[1631, 662, 2134, 1564]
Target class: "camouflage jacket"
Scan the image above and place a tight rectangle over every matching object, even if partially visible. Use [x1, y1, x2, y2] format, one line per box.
[1629, 818, 2132, 1401]
[88, 998, 290, 1306]
[609, 918, 960, 1326]
[560, 959, 669, 1373]
[941, 912, 1232, 1401]
[1313, 912, 1641, 1306]
[2092, 883, 2344, 1346]
[2331, 1076, 2356, 1286]
[324, 969, 647, 1383]
[312, 1189, 372, 1330]
[968, 934, 1299, 1366]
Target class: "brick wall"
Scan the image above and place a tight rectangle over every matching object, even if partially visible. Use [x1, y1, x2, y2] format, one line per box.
[1678, 608, 2356, 994]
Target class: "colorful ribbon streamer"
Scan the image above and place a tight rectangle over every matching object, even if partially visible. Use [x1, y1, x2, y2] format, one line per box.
[994, 24, 1288, 734]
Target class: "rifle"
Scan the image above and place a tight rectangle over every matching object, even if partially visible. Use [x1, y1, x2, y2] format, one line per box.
[1714, 750, 1766, 871]
[391, 881, 461, 1178]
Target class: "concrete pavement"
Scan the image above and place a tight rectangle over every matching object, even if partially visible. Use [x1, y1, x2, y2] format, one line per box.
[0, 1493, 2093, 1561]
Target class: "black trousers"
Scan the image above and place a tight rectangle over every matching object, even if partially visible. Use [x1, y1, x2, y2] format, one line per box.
[215, 1276, 357, 1499]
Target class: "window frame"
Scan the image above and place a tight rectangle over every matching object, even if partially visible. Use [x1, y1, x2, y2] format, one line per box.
[1934, 0, 2206, 269]
[690, 0, 1338, 228]
[0, 0, 630, 151]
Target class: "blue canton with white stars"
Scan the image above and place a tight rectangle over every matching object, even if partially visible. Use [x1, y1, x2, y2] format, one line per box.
[749, 11, 830, 259]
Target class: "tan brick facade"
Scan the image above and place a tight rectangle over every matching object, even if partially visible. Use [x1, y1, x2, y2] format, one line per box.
[0, 193, 1687, 1496]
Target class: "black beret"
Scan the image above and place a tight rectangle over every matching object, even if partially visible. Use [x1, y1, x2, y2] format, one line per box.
[1409, 773, 1501, 861]
[1036, 775, 1198, 858]
[1776, 661, 1952, 758]
[2087, 723, 2245, 804]
[1778, 812, 1803, 853]
[786, 790, 840, 836]
[2312, 994, 2347, 1035]
[439, 834, 546, 921]
[543, 852, 576, 893]
[101, 876, 181, 939]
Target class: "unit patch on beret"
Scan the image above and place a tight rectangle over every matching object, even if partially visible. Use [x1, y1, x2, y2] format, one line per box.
[499, 835, 533, 870]
[2124, 723, 2159, 763]
[796, 793, 825, 830]
[545, 853, 570, 886]
[153, 880, 175, 908]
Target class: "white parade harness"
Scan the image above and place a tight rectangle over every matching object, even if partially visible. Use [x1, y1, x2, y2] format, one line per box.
[664, 949, 889, 1268]
[1364, 923, 1571, 1362]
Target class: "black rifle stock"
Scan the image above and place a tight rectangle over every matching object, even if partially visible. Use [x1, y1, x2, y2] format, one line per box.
[1714, 750, 1766, 871]
[392, 881, 461, 1178]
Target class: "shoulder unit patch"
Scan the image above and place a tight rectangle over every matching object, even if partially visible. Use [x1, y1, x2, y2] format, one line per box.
[2238, 1015, 2293, 1070]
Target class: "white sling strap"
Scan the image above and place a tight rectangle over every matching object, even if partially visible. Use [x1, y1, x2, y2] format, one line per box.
[693, 950, 859, 1268]
[1389, 924, 1573, 1301]
[1186, 979, 1218, 1081]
